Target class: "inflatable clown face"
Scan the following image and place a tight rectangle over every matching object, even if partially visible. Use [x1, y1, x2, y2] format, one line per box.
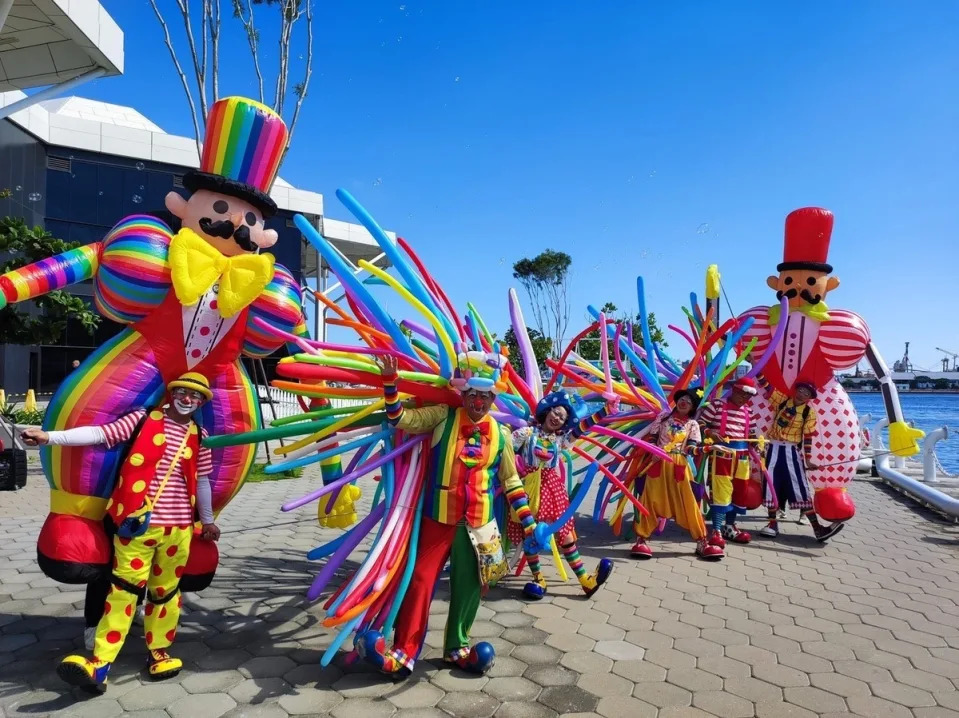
[764, 207, 840, 311]
[163, 97, 288, 258]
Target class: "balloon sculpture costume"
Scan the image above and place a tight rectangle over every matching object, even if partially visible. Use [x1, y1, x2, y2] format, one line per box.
[0, 96, 313, 591]
[204, 190, 670, 679]
[738, 207, 925, 522]
[509, 390, 615, 600]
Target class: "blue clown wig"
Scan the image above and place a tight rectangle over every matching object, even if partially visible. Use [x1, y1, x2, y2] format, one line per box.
[535, 390, 586, 432]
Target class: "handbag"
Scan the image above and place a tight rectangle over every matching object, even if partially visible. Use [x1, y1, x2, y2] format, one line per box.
[466, 520, 509, 588]
[116, 428, 192, 539]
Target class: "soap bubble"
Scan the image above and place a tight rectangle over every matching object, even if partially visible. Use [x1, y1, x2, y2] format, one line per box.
[14, 185, 21, 191]
[132, 194, 143, 204]
[696, 223, 710, 234]
[139, 185, 145, 190]
[454, 76, 460, 82]
[135, 161, 145, 170]
[28, 192, 41, 202]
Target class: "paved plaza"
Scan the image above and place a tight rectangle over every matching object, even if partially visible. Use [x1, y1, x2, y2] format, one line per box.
[1, 461, 958, 718]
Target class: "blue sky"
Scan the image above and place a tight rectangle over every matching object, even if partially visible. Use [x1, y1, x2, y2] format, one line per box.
[92, 1, 958, 371]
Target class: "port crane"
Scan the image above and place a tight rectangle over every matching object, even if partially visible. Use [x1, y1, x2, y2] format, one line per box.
[893, 342, 913, 372]
[936, 347, 958, 372]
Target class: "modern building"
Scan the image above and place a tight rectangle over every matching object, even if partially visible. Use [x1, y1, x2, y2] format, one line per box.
[0, 93, 390, 395]
[0, 0, 124, 112]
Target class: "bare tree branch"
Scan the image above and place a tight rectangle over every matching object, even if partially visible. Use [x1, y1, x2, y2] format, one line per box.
[233, 0, 265, 103]
[200, 0, 208, 84]
[147, 0, 203, 155]
[176, 0, 208, 122]
[211, 0, 221, 102]
[285, 0, 313, 150]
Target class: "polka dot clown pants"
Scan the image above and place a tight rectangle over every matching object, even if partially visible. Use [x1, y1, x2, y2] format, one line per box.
[93, 525, 192, 662]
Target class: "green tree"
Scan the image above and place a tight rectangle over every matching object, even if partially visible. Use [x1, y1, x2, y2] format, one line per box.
[577, 301, 667, 361]
[512, 249, 572, 354]
[502, 327, 553, 379]
[0, 217, 100, 344]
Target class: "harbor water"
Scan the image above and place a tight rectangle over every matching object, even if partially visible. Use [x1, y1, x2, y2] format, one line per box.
[850, 393, 959, 473]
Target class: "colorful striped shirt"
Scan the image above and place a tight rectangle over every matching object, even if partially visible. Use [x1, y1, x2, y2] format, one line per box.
[383, 373, 534, 530]
[697, 400, 756, 442]
[102, 411, 212, 527]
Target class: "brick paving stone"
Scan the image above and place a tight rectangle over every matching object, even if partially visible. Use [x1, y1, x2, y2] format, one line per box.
[493, 701, 558, 718]
[782, 686, 849, 713]
[870, 681, 938, 707]
[595, 695, 658, 718]
[483, 676, 542, 702]
[845, 695, 915, 718]
[560, 651, 613, 674]
[666, 667, 723, 692]
[691, 689, 754, 717]
[512, 644, 563, 666]
[168, 692, 237, 718]
[118, 683, 188, 711]
[575, 670, 633, 697]
[538, 685, 599, 714]
[524, 665, 579, 687]
[330, 697, 397, 717]
[181, 669, 247, 694]
[809, 671, 871, 698]
[388, 681, 444, 709]
[723, 676, 783, 703]
[227, 677, 291, 703]
[633, 680, 693, 708]
[438, 691, 500, 718]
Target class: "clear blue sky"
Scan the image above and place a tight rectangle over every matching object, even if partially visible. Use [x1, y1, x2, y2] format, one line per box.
[91, 1, 958, 371]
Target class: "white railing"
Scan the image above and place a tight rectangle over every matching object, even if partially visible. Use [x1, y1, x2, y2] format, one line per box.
[254, 385, 371, 420]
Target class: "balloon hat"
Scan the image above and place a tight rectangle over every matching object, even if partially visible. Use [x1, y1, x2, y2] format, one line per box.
[450, 349, 509, 395]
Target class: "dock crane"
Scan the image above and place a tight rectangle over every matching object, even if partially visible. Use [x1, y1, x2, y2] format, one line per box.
[936, 347, 958, 372]
[893, 342, 913, 372]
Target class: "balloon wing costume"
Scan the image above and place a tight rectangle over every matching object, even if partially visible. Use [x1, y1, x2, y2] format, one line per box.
[205, 189, 672, 673]
[0, 97, 308, 588]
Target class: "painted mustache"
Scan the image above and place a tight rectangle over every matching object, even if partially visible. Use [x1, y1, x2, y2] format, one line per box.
[199, 217, 258, 252]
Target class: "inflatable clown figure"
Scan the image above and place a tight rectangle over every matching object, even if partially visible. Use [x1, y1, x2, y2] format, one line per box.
[0, 96, 337, 588]
[738, 207, 924, 520]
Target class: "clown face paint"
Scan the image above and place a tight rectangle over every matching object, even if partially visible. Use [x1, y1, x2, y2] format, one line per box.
[171, 388, 205, 418]
[463, 389, 495, 423]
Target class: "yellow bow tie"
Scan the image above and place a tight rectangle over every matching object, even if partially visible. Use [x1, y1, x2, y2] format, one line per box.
[169, 228, 275, 319]
[768, 301, 830, 327]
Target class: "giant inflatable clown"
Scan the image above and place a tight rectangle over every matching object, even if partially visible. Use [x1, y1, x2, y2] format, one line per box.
[0, 96, 310, 588]
[738, 207, 924, 519]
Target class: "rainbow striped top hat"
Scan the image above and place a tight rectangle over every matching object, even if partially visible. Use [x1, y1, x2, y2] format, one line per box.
[184, 96, 289, 217]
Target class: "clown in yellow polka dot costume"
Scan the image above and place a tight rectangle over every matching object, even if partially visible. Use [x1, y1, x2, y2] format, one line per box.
[22, 372, 219, 693]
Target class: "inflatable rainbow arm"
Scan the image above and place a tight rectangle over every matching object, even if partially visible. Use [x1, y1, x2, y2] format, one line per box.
[0, 243, 100, 309]
[243, 263, 310, 357]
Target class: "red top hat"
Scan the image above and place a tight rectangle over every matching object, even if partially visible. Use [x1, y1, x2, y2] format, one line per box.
[733, 377, 758, 395]
[778, 207, 834, 273]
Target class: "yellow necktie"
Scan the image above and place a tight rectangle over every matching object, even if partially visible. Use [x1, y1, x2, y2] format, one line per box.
[168, 228, 275, 319]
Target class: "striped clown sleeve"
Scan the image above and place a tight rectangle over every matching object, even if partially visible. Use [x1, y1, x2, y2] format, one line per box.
[499, 440, 535, 533]
[383, 371, 403, 424]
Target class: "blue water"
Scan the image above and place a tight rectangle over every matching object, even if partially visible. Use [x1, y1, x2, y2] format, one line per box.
[850, 393, 959, 473]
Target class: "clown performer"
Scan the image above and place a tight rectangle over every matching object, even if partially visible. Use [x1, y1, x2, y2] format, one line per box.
[21, 373, 218, 693]
[697, 377, 759, 548]
[630, 389, 725, 561]
[509, 390, 616, 600]
[755, 376, 844, 542]
[738, 207, 924, 520]
[355, 353, 539, 679]
[0, 97, 357, 589]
